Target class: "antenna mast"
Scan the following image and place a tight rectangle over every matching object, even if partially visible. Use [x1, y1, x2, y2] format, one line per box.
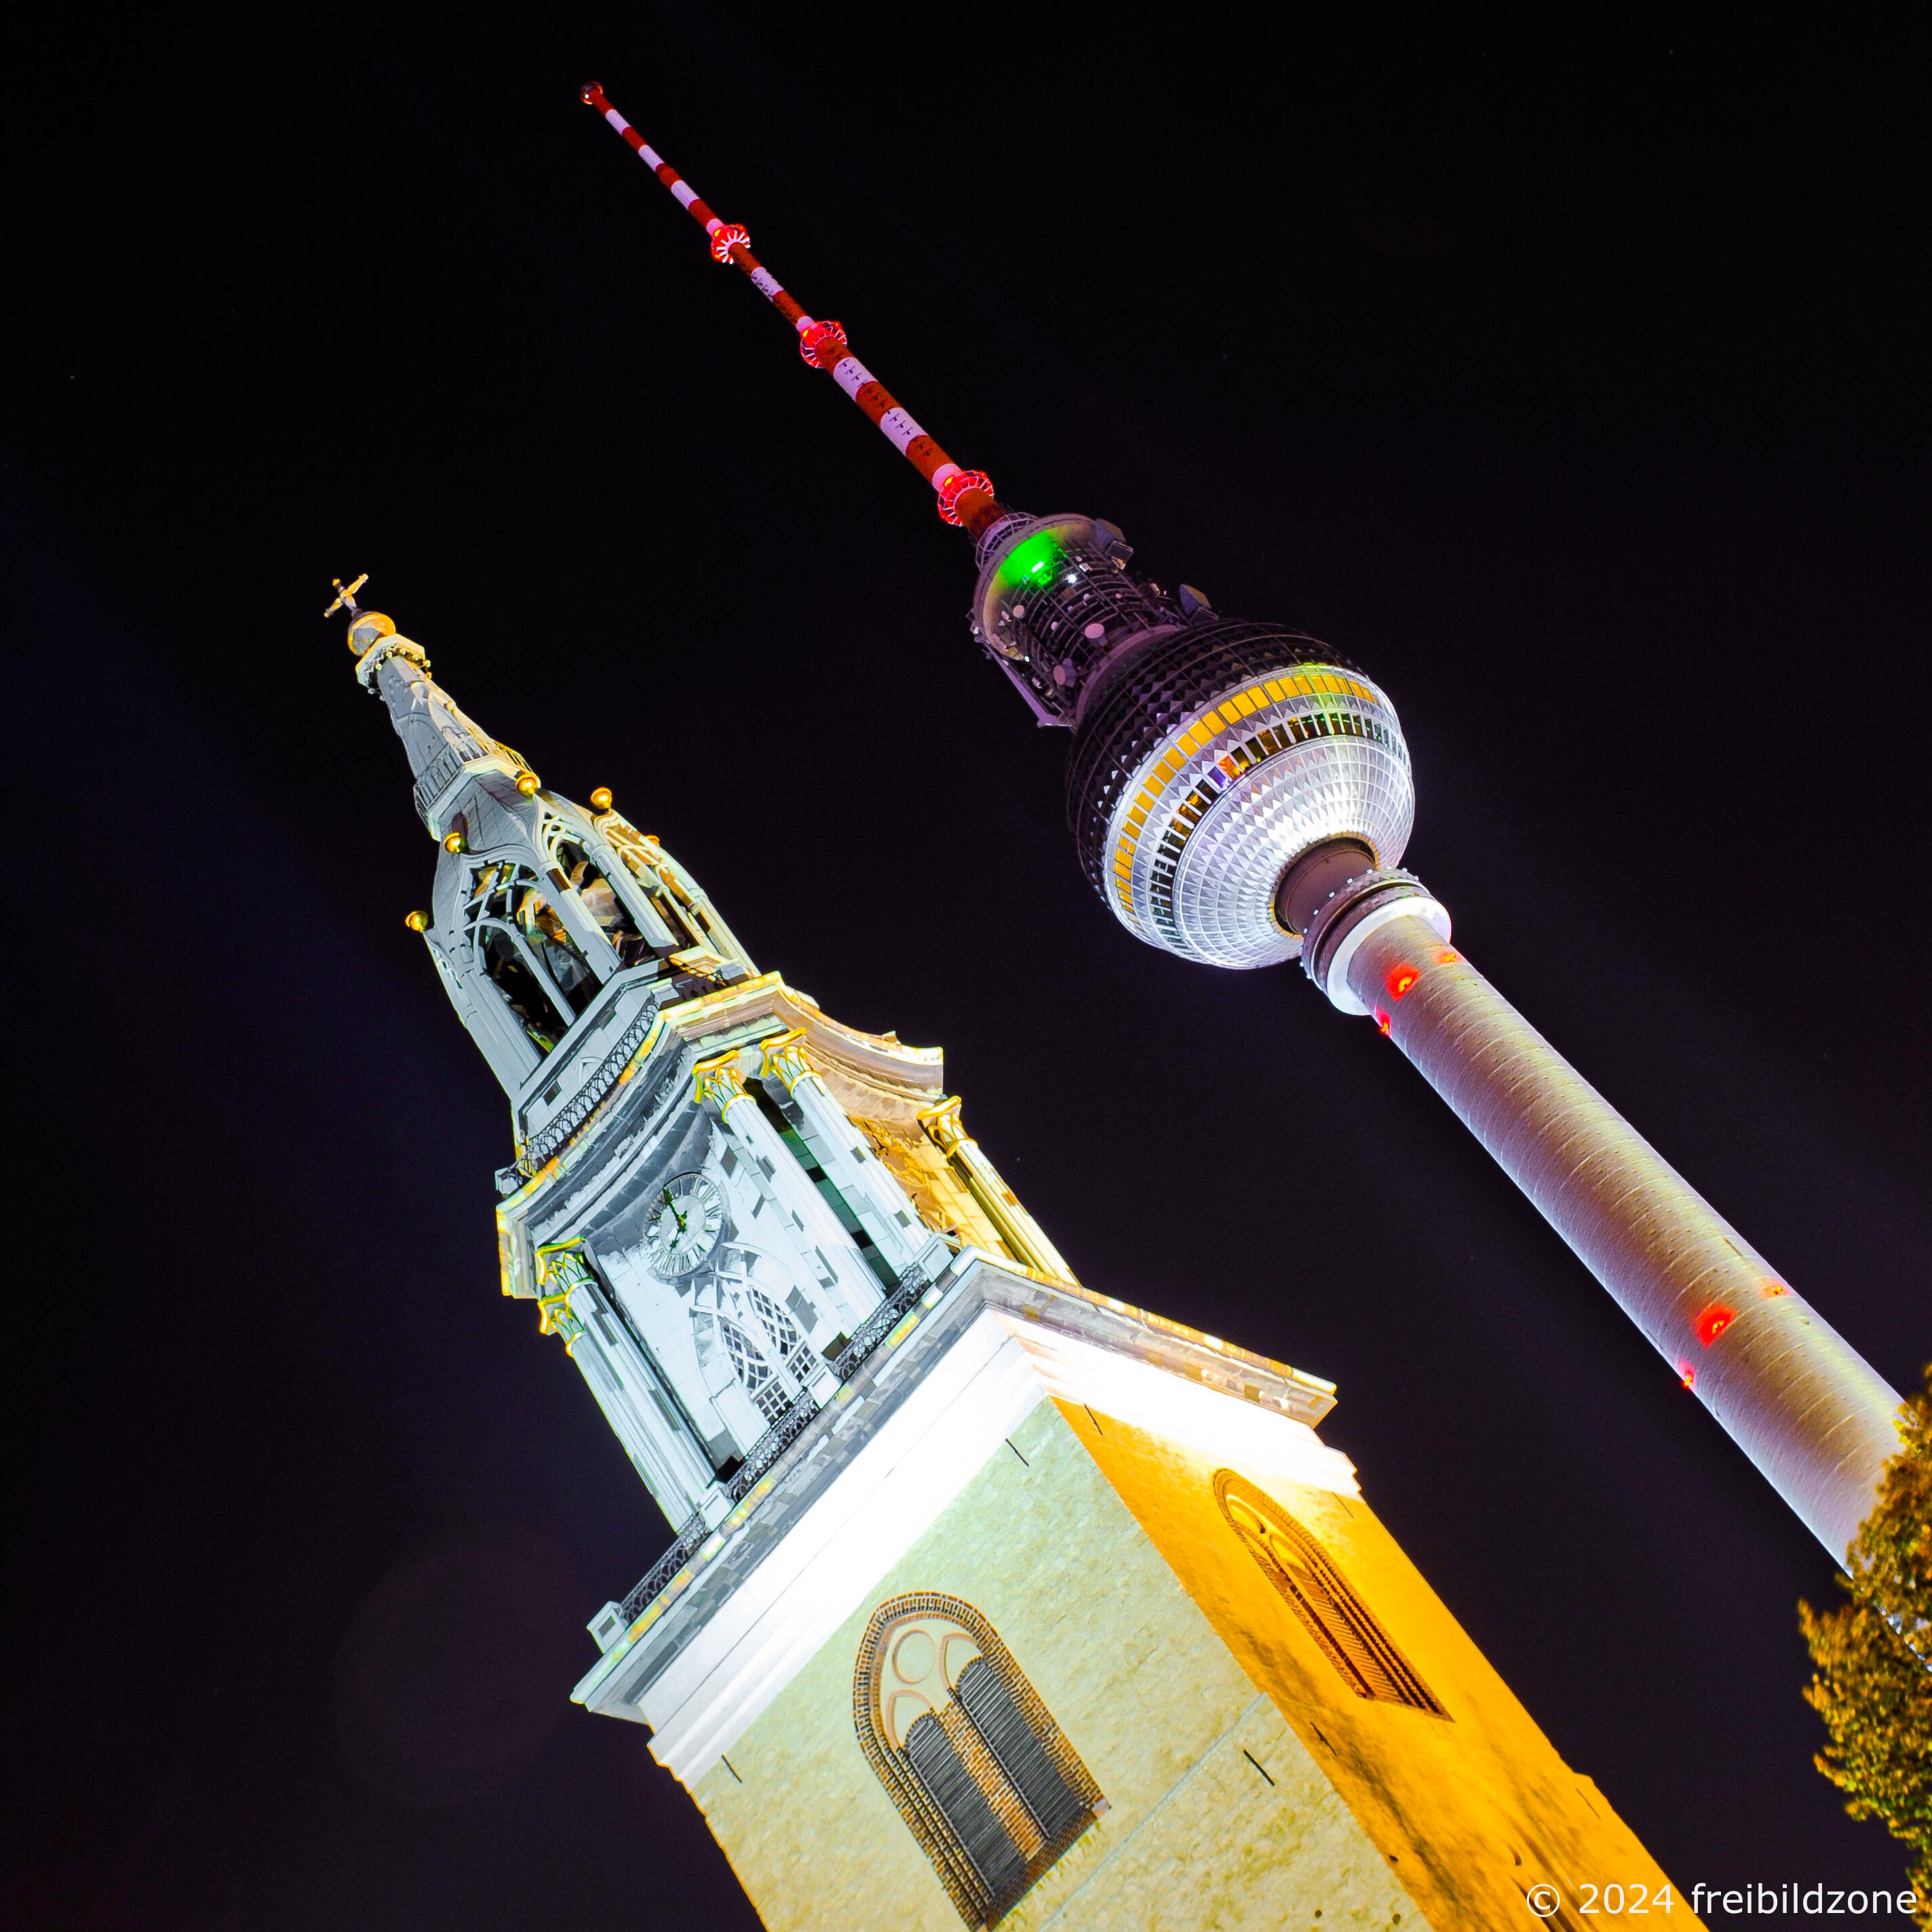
[579, 83, 1000, 537]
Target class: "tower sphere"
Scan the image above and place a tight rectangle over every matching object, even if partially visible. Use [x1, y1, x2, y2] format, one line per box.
[971, 514, 1416, 971]
[347, 610, 396, 654]
[1067, 630, 1414, 969]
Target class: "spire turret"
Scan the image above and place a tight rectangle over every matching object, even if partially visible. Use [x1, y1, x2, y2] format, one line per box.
[334, 579, 756, 1167]
[336, 592, 531, 838]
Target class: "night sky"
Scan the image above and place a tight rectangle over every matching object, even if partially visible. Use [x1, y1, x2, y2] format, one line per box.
[7, 11, 1927, 1930]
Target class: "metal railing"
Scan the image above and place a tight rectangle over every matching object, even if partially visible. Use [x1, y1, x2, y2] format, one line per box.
[829, 1269, 928, 1384]
[516, 1006, 655, 1178]
[722, 1393, 821, 1504]
[614, 1508, 712, 1627]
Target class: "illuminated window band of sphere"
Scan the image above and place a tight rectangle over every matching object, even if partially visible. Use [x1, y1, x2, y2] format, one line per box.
[1102, 667, 1414, 969]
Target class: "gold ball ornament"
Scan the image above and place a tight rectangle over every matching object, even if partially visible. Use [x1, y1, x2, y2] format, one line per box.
[516, 771, 541, 797]
[589, 787, 613, 811]
[442, 832, 465, 853]
[345, 611, 396, 653]
[404, 910, 429, 932]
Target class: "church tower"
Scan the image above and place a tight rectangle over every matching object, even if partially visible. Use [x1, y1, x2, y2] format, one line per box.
[343, 579, 1699, 1931]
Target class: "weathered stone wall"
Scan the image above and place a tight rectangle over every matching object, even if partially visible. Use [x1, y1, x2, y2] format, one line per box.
[685, 1385, 1696, 1931]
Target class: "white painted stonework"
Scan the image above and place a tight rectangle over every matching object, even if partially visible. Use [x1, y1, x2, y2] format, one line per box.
[625, 1300, 1358, 1787]
[636, 1309, 1043, 1783]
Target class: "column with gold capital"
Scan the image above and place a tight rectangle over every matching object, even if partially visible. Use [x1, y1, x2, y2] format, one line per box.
[535, 1245, 719, 1522]
[758, 1031, 951, 1283]
[693, 1051, 884, 1333]
[916, 1096, 1079, 1286]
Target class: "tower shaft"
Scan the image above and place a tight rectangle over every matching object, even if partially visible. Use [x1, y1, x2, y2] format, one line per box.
[1324, 901, 1904, 1560]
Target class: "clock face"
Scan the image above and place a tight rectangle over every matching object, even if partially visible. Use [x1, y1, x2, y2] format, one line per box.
[644, 1170, 726, 1278]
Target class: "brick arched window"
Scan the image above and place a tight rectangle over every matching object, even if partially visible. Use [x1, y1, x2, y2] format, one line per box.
[1215, 1469, 1448, 1718]
[854, 1593, 1104, 1927]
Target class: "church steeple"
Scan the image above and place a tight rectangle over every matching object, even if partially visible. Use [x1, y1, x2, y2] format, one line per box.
[342, 568, 1703, 1929]
[334, 578, 756, 1160]
[330, 574, 525, 836]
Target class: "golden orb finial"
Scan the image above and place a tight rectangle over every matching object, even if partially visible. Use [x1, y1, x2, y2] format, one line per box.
[345, 611, 396, 654]
[326, 575, 398, 657]
[442, 831, 465, 853]
[405, 910, 429, 932]
[590, 787, 613, 811]
[516, 771, 541, 797]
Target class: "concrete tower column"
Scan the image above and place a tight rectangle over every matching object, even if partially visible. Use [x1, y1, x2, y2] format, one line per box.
[1310, 887, 1905, 1564]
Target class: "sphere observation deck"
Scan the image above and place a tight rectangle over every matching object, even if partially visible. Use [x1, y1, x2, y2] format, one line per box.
[971, 513, 1416, 971]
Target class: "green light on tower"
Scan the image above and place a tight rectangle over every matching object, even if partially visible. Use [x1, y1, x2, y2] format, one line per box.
[999, 530, 1064, 590]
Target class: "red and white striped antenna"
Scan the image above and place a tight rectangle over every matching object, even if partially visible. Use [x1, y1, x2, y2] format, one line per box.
[579, 83, 1000, 538]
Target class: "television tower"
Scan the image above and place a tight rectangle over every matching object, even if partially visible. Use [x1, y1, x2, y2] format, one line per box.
[579, 83, 1904, 1563]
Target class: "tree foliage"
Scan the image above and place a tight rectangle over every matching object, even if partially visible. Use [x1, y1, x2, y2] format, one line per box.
[1800, 1364, 1932, 1925]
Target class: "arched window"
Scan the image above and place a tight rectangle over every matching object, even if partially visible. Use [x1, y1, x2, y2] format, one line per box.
[743, 1286, 817, 1389]
[717, 1315, 786, 1423]
[1214, 1470, 1446, 1717]
[554, 840, 657, 969]
[855, 1593, 1102, 1928]
[690, 1260, 824, 1431]
[463, 862, 595, 1052]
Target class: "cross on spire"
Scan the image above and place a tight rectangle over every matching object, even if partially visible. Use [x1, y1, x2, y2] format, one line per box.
[325, 573, 369, 619]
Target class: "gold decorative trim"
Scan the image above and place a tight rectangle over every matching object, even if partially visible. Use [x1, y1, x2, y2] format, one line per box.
[534, 1243, 594, 1353]
[918, 1098, 1079, 1286]
[917, 1095, 970, 1157]
[758, 1028, 815, 1094]
[693, 1051, 748, 1113]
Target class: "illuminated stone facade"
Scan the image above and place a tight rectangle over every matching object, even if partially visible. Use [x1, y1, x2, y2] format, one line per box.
[350, 596, 1699, 1930]
[617, 1307, 1695, 1931]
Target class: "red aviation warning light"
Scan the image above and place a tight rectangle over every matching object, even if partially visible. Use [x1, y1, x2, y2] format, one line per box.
[579, 83, 999, 535]
[1695, 1305, 1737, 1347]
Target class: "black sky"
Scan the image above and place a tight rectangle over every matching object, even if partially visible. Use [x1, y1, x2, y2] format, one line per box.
[6, 9, 1927, 1930]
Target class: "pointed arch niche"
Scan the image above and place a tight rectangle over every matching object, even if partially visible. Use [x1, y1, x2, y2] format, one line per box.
[1214, 1469, 1448, 1717]
[853, 1593, 1103, 1928]
[461, 860, 595, 1054]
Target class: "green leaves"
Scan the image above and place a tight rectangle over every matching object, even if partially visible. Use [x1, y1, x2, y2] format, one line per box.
[1800, 1364, 1932, 1927]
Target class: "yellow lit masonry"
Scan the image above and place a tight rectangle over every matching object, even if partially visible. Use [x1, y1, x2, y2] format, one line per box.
[667, 1326, 1697, 1932]
[554, 1022, 1698, 1932]
[345, 590, 1699, 1931]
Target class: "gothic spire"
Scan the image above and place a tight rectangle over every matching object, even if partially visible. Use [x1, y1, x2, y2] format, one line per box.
[330, 577, 535, 838]
[330, 577, 756, 1149]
